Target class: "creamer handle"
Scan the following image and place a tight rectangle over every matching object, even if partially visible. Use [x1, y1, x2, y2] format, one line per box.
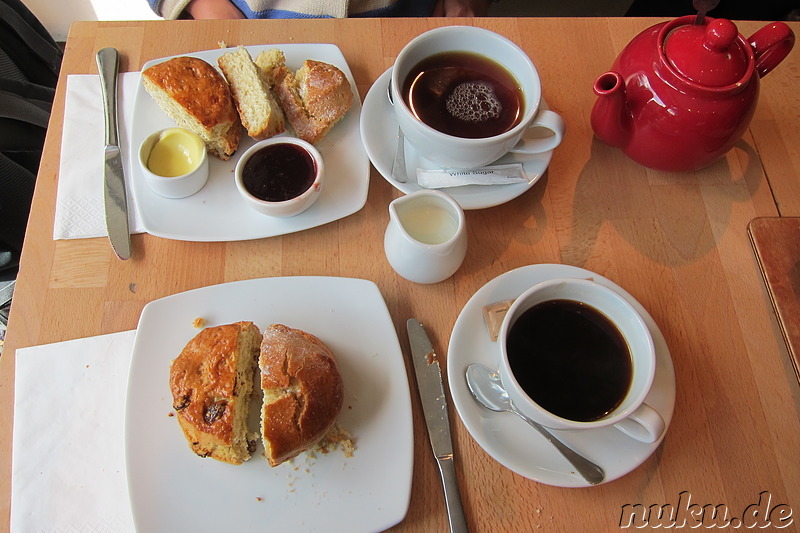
[748, 22, 795, 78]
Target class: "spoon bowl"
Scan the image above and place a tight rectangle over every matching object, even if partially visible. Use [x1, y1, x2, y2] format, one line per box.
[465, 363, 605, 485]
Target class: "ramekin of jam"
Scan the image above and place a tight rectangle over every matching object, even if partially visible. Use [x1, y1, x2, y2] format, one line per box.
[234, 137, 324, 217]
[139, 127, 209, 199]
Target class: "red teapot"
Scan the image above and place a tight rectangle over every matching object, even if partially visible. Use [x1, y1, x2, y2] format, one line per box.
[591, 16, 794, 172]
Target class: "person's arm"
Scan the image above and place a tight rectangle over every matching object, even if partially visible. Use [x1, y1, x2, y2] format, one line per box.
[185, 0, 246, 18]
[146, 0, 161, 15]
[431, 0, 492, 17]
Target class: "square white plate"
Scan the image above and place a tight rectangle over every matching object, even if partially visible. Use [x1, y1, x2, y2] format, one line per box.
[130, 45, 369, 241]
[126, 277, 413, 532]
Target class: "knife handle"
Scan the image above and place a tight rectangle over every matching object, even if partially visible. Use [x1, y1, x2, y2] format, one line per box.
[96, 47, 119, 147]
[437, 455, 469, 533]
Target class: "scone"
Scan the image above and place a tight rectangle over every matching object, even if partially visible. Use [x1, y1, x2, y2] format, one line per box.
[259, 324, 344, 466]
[254, 48, 286, 87]
[142, 56, 241, 160]
[257, 50, 353, 144]
[169, 322, 262, 464]
[218, 46, 285, 140]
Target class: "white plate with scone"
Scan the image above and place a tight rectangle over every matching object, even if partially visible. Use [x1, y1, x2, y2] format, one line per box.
[126, 277, 413, 532]
[130, 44, 368, 241]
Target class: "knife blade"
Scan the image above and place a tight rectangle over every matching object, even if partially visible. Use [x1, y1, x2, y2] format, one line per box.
[406, 318, 468, 533]
[96, 47, 132, 260]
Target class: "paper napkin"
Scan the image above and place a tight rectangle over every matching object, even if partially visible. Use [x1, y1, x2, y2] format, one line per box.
[54, 73, 146, 240]
[11, 330, 137, 532]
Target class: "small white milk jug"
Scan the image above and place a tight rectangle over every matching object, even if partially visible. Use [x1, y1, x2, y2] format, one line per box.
[384, 190, 467, 284]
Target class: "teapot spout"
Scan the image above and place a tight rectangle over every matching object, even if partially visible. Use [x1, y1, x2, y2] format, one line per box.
[591, 72, 632, 149]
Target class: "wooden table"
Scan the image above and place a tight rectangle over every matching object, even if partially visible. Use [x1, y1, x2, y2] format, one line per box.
[2, 17, 799, 532]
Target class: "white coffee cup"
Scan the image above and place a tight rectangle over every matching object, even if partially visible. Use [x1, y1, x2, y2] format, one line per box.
[497, 278, 665, 443]
[390, 26, 565, 170]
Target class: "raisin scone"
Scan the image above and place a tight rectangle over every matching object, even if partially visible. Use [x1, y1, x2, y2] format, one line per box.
[259, 324, 344, 466]
[169, 322, 262, 464]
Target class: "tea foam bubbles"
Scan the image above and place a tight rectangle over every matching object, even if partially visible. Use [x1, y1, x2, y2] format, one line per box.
[446, 81, 502, 123]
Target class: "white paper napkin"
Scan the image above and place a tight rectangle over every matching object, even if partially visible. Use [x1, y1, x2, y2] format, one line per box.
[11, 330, 137, 532]
[54, 73, 146, 240]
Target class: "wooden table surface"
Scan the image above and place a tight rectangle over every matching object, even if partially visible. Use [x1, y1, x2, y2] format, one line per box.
[2, 17, 799, 532]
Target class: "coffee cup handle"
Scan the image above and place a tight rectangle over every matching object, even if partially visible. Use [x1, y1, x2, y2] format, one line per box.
[509, 110, 566, 155]
[613, 403, 665, 444]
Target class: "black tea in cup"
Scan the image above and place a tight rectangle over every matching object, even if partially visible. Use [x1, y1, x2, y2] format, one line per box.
[401, 51, 523, 139]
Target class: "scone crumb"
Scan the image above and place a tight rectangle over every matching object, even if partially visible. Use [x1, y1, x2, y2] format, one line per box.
[192, 317, 206, 328]
[218, 40, 228, 48]
[316, 423, 355, 457]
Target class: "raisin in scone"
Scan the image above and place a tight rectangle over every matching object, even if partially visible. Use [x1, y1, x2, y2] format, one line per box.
[169, 322, 262, 464]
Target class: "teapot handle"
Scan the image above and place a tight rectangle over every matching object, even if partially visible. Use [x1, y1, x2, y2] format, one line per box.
[748, 22, 795, 78]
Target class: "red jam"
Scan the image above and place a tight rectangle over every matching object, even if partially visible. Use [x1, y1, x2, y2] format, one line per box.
[242, 143, 316, 202]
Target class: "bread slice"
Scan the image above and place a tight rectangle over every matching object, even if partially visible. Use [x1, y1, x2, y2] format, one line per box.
[218, 46, 285, 140]
[258, 324, 344, 466]
[256, 50, 353, 144]
[142, 56, 241, 160]
[169, 322, 262, 465]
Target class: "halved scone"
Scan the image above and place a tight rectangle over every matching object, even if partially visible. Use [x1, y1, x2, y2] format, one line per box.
[169, 322, 262, 464]
[142, 56, 241, 160]
[256, 50, 353, 144]
[259, 324, 344, 466]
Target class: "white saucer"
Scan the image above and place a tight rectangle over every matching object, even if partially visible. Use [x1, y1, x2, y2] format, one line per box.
[447, 264, 676, 487]
[360, 68, 554, 210]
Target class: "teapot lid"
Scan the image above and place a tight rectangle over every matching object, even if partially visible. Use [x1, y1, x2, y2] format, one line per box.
[664, 18, 749, 87]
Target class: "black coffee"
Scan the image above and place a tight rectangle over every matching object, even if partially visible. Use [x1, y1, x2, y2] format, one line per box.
[401, 51, 523, 139]
[506, 299, 632, 422]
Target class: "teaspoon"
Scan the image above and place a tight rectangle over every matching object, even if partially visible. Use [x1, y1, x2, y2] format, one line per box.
[693, 0, 720, 25]
[465, 363, 605, 485]
[387, 84, 408, 183]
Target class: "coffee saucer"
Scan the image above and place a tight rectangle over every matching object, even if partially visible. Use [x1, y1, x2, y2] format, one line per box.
[447, 264, 676, 487]
[360, 68, 554, 210]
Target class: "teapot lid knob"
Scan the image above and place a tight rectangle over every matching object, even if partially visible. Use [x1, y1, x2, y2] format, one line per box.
[705, 19, 738, 51]
[665, 18, 749, 87]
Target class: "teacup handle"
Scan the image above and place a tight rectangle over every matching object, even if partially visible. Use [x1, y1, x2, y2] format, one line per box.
[509, 109, 566, 155]
[613, 402, 665, 444]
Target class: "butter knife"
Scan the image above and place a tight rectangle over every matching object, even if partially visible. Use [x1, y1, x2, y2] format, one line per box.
[96, 47, 131, 260]
[406, 318, 468, 533]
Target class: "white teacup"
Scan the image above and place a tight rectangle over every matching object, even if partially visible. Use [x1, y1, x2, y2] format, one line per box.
[497, 278, 665, 443]
[390, 26, 565, 170]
